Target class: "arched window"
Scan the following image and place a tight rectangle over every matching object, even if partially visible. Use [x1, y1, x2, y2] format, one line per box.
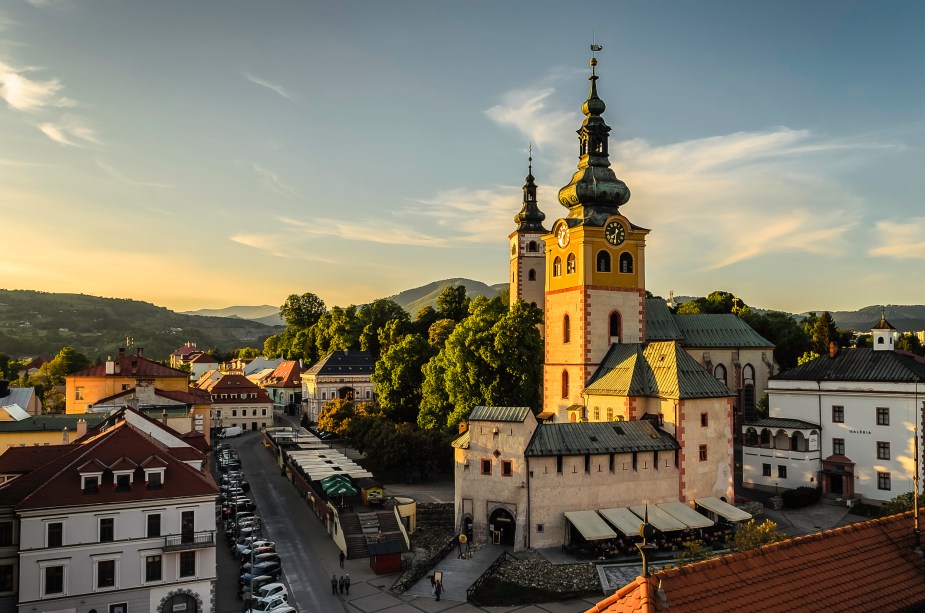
[566, 253, 576, 274]
[563, 314, 570, 344]
[528, 240, 538, 253]
[606, 407, 613, 421]
[553, 256, 561, 277]
[593, 407, 600, 421]
[759, 428, 772, 447]
[743, 364, 756, 416]
[619, 252, 634, 273]
[528, 269, 536, 281]
[597, 251, 611, 272]
[609, 312, 621, 338]
[877, 337, 884, 345]
[744, 428, 759, 446]
[561, 370, 569, 399]
[714, 364, 727, 385]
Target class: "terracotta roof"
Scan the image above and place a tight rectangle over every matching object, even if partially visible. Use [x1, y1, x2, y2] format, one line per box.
[772, 347, 925, 383]
[200, 374, 272, 404]
[179, 430, 210, 453]
[69, 354, 188, 379]
[0, 420, 217, 510]
[0, 446, 64, 474]
[305, 350, 374, 376]
[155, 388, 212, 404]
[262, 360, 302, 388]
[587, 511, 925, 613]
[170, 343, 200, 357]
[190, 353, 218, 364]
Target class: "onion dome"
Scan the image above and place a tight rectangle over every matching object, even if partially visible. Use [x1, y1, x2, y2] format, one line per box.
[513, 147, 548, 232]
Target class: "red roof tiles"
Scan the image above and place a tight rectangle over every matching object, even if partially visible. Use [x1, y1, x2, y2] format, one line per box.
[200, 374, 271, 404]
[69, 354, 188, 379]
[588, 512, 925, 613]
[262, 360, 302, 388]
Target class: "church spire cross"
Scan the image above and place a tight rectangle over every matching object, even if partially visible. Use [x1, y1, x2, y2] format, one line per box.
[513, 144, 547, 232]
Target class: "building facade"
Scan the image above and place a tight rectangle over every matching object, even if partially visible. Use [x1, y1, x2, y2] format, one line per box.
[300, 350, 375, 424]
[195, 374, 273, 432]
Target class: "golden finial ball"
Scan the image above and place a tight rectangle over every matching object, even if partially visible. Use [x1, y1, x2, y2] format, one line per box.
[590, 57, 598, 67]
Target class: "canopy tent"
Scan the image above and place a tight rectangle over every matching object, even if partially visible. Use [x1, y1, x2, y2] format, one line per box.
[657, 501, 714, 529]
[564, 510, 617, 541]
[629, 505, 686, 533]
[695, 497, 752, 522]
[319, 474, 358, 496]
[599, 507, 645, 537]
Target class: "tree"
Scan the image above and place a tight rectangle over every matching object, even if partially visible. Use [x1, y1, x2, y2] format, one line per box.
[806, 311, 837, 354]
[677, 291, 744, 315]
[263, 334, 281, 358]
[279, 292, 326, 329]
[234, 347, 261, 359]
[797, 351, 820, 366]
[881, 492, 918, 516]
[740, 310, 811, 371]
[437, 284, 470, 322]
[358, 299, 410, 361]
[372, 334, 435, 423]
[317, 398, 356, 437]
[414, 306, 439, 336]
[896, 333, 923, 355]
[313, 305, 363, 355]
[733, 519, 785, 551]
[39, 346, 91, 386]
[418, 353, 452, 431]
[428, 319, 456, 349]
[676, 540, 714, 565]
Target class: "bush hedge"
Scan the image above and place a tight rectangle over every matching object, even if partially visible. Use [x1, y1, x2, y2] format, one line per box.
[781, 486, 821, 509]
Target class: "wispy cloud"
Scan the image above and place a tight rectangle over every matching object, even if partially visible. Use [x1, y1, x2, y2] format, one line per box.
[869, 218, 925, 259]
[243, 72, 295, 101]
[38, 114, 100, 146]
[251, 162, 299, 197]
[95, 159, 173, 188]
[0, 60, 74, 111]
[485, 87, 574, 155]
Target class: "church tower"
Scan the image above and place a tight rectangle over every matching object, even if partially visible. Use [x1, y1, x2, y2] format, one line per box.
[509, 148, 547, 310]
[543, 53, 649, 419]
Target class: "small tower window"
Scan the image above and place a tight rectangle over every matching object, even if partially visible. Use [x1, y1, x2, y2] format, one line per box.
[597, 251, 611, 272]
[619, 252, 634, 273]
[528, 240, 538, 253]
[553, 256, 562, 277]
[566, 253, 576, 274]
[528, 269, 536, 281]
[714, 364, 727, 385]
[563, 315, 570, 344]
[561, 370, 569, 399]
[609, 312, 621, 339]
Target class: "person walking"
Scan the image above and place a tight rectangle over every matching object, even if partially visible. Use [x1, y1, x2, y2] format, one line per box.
[339, 575, 345, 594]
[331, 574, 338, 595]
[345, 574, 351, 594]
[339, 550, 345, 568]
[435, 579, 443, 601]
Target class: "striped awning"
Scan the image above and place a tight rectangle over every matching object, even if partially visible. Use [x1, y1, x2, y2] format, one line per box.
[565, 510, 617, 541]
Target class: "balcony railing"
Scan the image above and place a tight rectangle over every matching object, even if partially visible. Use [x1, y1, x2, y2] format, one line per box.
[743, 446, 821, 462]
[164, 530, 215, 551]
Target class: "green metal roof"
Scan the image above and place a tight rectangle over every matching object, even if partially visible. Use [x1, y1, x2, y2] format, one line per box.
[0, 414, 107, 433]
[468, 406, 532, 422]
[585, 342, 734, 400]
[526, 419, 679, 456]
[745, 417, 820, 430]
[645, 299, 683, 341]
[644, 299, 774, 348]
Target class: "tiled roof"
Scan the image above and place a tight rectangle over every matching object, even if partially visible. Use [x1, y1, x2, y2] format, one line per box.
[585, 342, 734, 400]
[587, 511, 925, 613]
[190, 353, 218, 364]
[873, 316, 897, 330]
[170, 343, 200, 357]
[262, 360, 302, 388]
[0, 446, 62, 474]
[155, 388, 212, 404]
[0, 420, 217, 510]
[526, 420, 679, 457]
[772, 347, 925, 383]
[69, 354, 188, 379]
[644, 299, 774, 348]
[744, 417, 820, 430]
[199, 374, 272, 404]
[305, 350, 374, 376]
[468, 406, 532, 422]
[179, 430, 210, 453]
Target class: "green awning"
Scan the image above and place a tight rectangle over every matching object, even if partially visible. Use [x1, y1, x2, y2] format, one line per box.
[320, 474, 357, 496]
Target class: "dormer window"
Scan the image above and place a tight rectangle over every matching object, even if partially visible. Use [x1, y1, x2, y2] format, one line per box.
[115, 474, 131, 491]
[145, 469, 164, 490]
[82, 475, 99, 494]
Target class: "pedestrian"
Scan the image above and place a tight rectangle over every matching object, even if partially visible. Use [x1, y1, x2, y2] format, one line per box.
[331, 574, 338, 595]
[339, 550, 345, 568]
[435, 579, 442, 601]
[429, 573, 436, 595]
[345, 573, 351, 594]
[339, 575, 345, 594]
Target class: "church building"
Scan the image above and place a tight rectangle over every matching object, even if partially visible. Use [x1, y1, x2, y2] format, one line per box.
[455, 53, 757, 551]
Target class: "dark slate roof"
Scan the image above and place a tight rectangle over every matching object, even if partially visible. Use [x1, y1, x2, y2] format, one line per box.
[525, 420, 679, 457]
[585, 342, 734, 400]
[468, 406, 531, 422]
[744, 417, 820, 430]
[772, 348, 925, 383]
[872, 316, 896, 330]
[644, 299, 774, 348]
[306, 350, 374, 376]
[0, 413, 107, 433]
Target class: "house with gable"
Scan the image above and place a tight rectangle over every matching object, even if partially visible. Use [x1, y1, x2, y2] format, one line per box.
[197, 374, 273, 432]
[258, 360, 303, 415]
[301, 350, 375, 424]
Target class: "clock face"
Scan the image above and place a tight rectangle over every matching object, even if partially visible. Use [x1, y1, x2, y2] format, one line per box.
[556, 223, 570, 248]
[605, 221, 626, 245]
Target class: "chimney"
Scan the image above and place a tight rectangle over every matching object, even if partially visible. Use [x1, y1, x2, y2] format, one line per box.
[118, 348, 125, 358]
[136, 347, 144, 358]
[105, 357, 115, 375]
[458, 421, 468, 434]
[76, 419, 88, 438]
[828, 342, 839, 358]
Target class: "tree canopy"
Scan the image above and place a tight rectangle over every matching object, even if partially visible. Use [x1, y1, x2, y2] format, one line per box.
[436, 284, 470, 322]
[372, 333, 435, 423]
[279, 292, 326, 329]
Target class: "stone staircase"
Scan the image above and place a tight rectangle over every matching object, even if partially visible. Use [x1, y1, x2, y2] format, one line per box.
[339, 507, 410, 559]
[338, 513, 369, 560]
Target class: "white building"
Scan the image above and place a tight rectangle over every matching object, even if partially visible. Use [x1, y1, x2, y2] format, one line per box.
[301, 350, 375, 424]
[742, 316, 924, 503]
[0, 408, 218, 612]
[196, 373, 273, 432]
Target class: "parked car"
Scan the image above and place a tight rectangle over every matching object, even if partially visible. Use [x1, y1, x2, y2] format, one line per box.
[240, 565, 281, 585]
[221, 426, 244, 438]
[253, 583, 288, 602]
[239, 574, 274, 599]
[245, 594, 288, 612]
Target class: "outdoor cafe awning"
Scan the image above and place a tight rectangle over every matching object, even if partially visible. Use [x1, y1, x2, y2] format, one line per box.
[564, 510, 617, 541]
[599, 507, 644, 537]
[629, 505, 686, 533]
[319, 474, 358, 496]
[657, 501, 714, 530]
[695, 497, 752, 522]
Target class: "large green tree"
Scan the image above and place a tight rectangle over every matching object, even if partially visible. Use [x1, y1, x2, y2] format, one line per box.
[279, 292, 326, 329]
[358, 299, 410, 361]
[896, 333, 923, 355]
[372, 333, 435, 423]
[437, 284, 470, 322]
[314, 305, 363, 355]
[40, 346, 91, 385]
[740, 310, 812, 370]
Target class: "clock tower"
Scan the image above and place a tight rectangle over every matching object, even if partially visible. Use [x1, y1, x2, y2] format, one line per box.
[509, 148, 548, 311]
[543, 54, 649, 419]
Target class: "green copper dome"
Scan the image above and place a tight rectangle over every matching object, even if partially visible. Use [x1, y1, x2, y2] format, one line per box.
[557, 56, 631, 226]
[514, 149, 547, 232]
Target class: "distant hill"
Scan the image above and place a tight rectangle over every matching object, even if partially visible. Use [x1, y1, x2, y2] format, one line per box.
[820, 305, 925, 333]
[387, 278, 506, 315]
[0, 290, 281, 360]
[182, 305, 284, 326]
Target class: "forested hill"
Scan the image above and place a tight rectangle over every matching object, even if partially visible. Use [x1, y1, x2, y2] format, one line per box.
[388, 278, 506, 315]
[0, 289, 280, 360]
[823, 305, 925, 333]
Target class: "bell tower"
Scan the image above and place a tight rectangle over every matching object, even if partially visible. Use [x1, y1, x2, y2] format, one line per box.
[543, 51, 649, 419]
[509, 146, 547, 311]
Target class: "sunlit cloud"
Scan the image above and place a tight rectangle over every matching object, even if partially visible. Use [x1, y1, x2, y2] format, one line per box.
[0, 60, 74, 111]
[38, 114, 100, 146]
[229, 231, 335, 262]
[405, 186, 525, 244]
[243, 72, 295, 102]
[251, 162, 299, 197]
[869, 218, 925, 259]
[485, 87, 574, 155]
[279, 216, 446, 247]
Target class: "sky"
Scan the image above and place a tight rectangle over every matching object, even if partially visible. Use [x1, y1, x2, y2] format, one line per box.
[1, 1, 923, 314]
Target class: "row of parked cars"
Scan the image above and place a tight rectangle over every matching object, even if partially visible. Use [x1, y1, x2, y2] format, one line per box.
[215, 443, 295, 613]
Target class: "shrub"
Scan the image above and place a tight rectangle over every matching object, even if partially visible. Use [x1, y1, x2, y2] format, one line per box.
[781, 486, 821, 509]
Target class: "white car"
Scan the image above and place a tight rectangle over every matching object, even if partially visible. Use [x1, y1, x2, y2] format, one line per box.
[254, 582, 288, 602]
[246, 594, 287, 612]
